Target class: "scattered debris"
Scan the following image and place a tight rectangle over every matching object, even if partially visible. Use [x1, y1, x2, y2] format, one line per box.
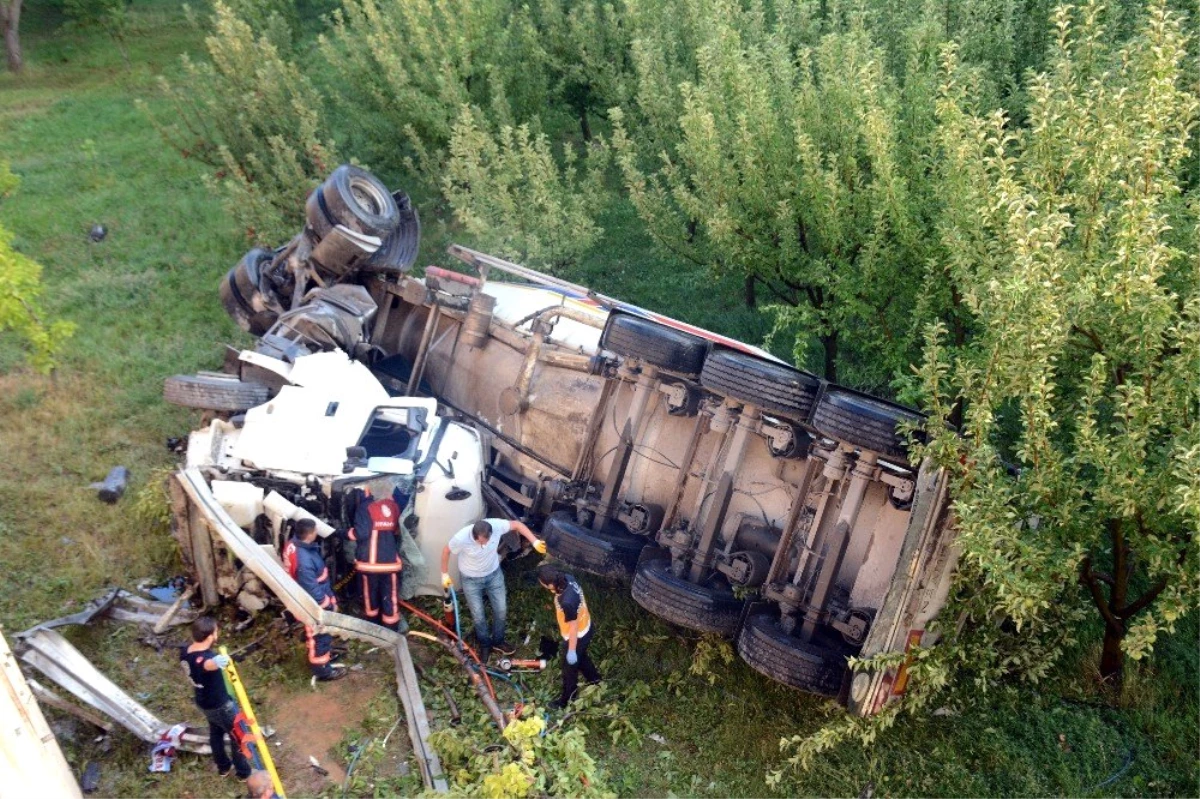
[88, 223, 107, 243]
[13, 594, 210, 757]
[228, 636, 266, 662]
[139, 576, 188, 603]
[151, 583, 197, 634]
[380, 717, 402, 750]
[308, 755, 329, 777]
[80, 762, 100, 793]
[648, 733, 667, 745]
[148, 723, 189, 773]
[90, 466, 129, 504]
[17, 627, 211, 754]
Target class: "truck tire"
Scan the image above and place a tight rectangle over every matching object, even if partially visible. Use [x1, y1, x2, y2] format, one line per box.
[600, 314, 708, 377]
[306, 165, 400, 241]
[810, 388, 925, 462]
[700, 350, 820, 421]
[736, 614, 847, 697]
[541, 511, 645, 581]
[220, 248, 272, 333]
[631, 560, 744, 636]
[163, 374, 271, 412]
[365, 191, 421, 274]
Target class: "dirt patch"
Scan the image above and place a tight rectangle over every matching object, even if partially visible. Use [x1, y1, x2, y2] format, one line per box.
[262, 669, 403, 796]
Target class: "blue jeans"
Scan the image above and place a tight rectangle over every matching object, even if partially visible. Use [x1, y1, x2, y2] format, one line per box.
[460, 567, 506, 646]
[201, 700, 252, 778]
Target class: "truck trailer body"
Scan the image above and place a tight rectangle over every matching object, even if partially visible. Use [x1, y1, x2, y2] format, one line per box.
[169, 166, 959, 715]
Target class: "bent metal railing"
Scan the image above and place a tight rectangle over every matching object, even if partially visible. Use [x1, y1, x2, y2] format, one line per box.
[173, 468, 448, 793]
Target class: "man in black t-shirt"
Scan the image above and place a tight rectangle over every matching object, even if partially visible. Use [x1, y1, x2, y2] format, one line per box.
[537, 564, 602, 708]
[180, 616, 251, 779]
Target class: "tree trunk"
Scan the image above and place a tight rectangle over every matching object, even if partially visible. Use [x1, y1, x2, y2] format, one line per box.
[579, 107, 592, 142]
[1099, 624, 1125, 686]
[821, 330, 838, 382]
[744, 274, 757, 308]
[2, 0, 22, 73]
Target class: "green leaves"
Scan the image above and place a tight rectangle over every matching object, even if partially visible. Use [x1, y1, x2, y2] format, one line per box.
[444, 107, 607, 272]
[0, 162, 74, 373]
[149, 2, 335, 243]
[613, 6, 936, 386]
[919, 0, 1199, 689]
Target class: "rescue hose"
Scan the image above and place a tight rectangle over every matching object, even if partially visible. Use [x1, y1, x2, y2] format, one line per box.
[449, 586, 463, 641]
[399, 598, 498, 701]
[406, 630, 439, 644]
[486, 669, 525, 703]
[411, 632, 507, 729]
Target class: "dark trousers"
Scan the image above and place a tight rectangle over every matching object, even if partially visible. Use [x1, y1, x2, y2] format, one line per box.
[201, 700, 252, 778]
[360, 570, 402, 630]
[559, 628, 602, 705]
[305, 626, 336, 678]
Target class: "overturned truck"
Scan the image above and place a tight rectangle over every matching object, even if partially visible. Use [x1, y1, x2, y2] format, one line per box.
[169, 165, 959, 717]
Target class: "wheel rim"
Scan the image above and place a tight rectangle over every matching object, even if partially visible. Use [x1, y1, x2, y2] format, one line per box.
[348, 176, 388, 217]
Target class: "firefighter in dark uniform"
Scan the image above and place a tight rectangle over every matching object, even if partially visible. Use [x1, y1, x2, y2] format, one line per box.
[292, 518, 347, 681]
[537, 564, 602, 708]
[345, 485, 408, 631]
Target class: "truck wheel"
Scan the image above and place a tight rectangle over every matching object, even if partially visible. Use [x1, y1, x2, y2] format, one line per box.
[810, 388, 925, 462]
[220, 248, 272, 333]
[163, 374, 271, 412]
[365, 191, 421, 274]
[541, 511, 645, 581]
[306, 165, 400, 241]
[631, 560, 744, 636]
[700, 350, 820, 421]
[599, 314, 708, 377]
[736, 614, 847, 697]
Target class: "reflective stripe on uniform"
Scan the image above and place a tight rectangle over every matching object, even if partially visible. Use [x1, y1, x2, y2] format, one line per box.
[382, 574, 401, 625]
[305, 626, 331, 666]
[356, 561, 402, 573]
[361, 574, 377, 618]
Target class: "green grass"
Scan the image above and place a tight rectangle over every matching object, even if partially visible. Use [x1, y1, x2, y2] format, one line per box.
[0, 4, 1196, 798]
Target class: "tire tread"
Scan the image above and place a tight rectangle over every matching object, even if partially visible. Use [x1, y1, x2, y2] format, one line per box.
[736, 615, 846, 696]
[541, 512, 644, 581]
[700, 351, 819, 419]
[631, 560, 744, 636]
[163, 375, 270, 411]
[810, 389, 925, 460]
[600, 315, 707, 376]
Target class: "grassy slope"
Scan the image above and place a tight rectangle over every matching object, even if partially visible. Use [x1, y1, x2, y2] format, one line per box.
[0, 2, 253, 635]
[0, 4, 1195, 798]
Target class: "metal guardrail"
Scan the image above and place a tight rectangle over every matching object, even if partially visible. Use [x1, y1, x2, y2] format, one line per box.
[174, 468, 448, 792]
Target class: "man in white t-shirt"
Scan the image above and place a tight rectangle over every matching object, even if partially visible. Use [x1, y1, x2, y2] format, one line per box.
[441, 518, 546, 659]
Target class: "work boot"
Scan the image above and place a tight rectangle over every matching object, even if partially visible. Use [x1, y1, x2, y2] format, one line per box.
[477, 644, 492, 665]
[317, 665, 349, 682]
[493, 640, 516, 656]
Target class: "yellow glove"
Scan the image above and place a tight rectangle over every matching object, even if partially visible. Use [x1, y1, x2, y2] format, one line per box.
[533, 539, 548, 555]
[441, 572, 453, 590]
